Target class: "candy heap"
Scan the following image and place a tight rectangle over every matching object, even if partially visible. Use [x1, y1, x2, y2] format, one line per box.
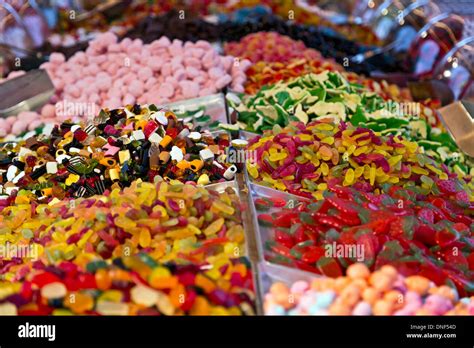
[235, 81, 473, 176]
[43, 33, 249, 105]
[256, 182, 474, 295]
[231, 71, 443, 139]
[225, 32, 440, 130]
[0, 32, 251, 136]
[0, 181, 247, 281]
[264, 264, 474, 315]
[219, 1, 381, 46]
[0, 255, 255, 315]
[243, 58, 342, 95]
[0, 105, 235, 200]
[246, 120, 473, 199]
[224, 32, 325, 64]
[231, 72, 383, 132]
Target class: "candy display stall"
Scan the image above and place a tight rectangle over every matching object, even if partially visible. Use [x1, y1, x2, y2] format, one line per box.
[0, 1, 473, 321]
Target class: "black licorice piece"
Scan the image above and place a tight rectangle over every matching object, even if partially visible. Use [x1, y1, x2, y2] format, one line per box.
[12, 160, 25, 171]
[30, 166, 46, 180]
[132, 104, 141, 114]
[84, 182, 96, 195]
[95, 177, 106, 194]
[75, 186, 87, 198]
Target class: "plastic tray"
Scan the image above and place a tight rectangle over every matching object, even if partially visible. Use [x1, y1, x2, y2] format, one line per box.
[205, 179, 251, 260]
[206, 178, 261, 314]
[239, 130, 258, 141]
[165, 93, 228, 130]
[257, 261, 320, 315]
[247, 182, 310, 264]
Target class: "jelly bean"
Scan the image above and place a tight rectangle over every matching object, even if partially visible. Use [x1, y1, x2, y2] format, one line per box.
[1, 253, 256, 316]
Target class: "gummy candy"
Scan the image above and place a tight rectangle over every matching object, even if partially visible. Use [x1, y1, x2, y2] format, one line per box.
[246, 120, 474, 200]
[256, 183, 474, 295]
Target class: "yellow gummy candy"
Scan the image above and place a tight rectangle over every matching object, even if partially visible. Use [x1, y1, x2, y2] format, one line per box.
[369, 166, 376, 186]
[65, 174, 80, 186]
[212, 200, 235, 215]
[343, 168, 355, 186]
[139, 229, 151, 248]
[203, 218, 225, 236]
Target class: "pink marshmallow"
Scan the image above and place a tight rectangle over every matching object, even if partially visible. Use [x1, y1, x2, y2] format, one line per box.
[122, 94, 136, 105]
[195, 40, 212, 50]
[193, 76, 206, 84]
[28, 119, 44, 131]
[128, 80, 144, 98]
[184, 57, 201, 69]
[131, 38, 143, 50]
[222, 56, 235, 71]
[191, 48, 205, 59]
[6, 116, 17, 125]
[208, 67, 224, 80]
[11, 120, 28, 134]
[231, 84, 245, 93]
[147, 57, 163, 72]
[158, 83, 175, 98]
[65, 85, 81, 98]
[138, 67, 153, 81]
[0, 118, 8, 130]
[49, 52, 66, 65]
[199, 88, 214, 97]
[186, 66, 200, 79]
[161, 63, 172, 77]
[96, 76, 112, 92]
[168, 44, 183, 56]
[104, 98, 122, 109]
[154, 36, 171, 47]
[89, 93, 101, 104]
[180, 81, 199, 99]
[173, 69, 187, 81]
[7, 70, 26, 79]
[165, 76, 179, 89]
[214, 75, 233, 89]
[120, 37, 132, 50]
[145, 77, 157, 89]
[41, 104, 56, 119]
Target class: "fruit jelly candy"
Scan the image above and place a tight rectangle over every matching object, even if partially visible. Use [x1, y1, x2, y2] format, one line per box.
[0, 181, 248, 281]
[258, 182, 473, 295]
[246, 120, 474, 201]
